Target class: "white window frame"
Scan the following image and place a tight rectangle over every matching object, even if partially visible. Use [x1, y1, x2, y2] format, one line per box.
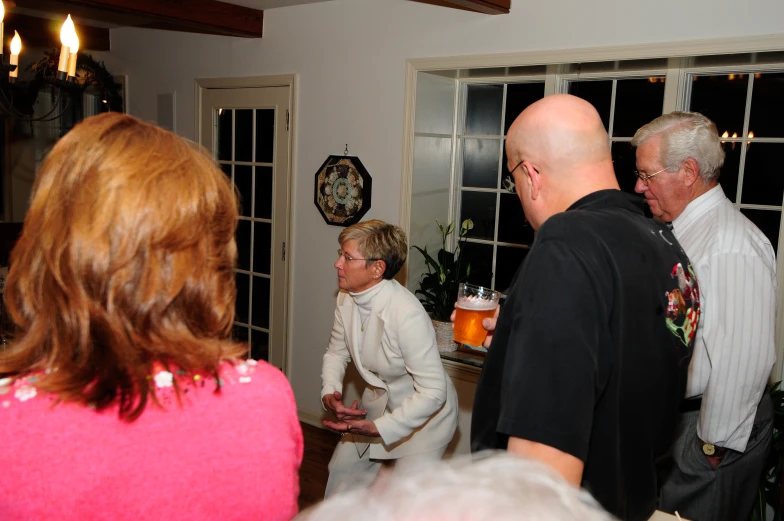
[400, 35, 784, 381]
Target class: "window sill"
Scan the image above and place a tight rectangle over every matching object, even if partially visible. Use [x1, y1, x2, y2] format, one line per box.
[440, 350, 483, 383]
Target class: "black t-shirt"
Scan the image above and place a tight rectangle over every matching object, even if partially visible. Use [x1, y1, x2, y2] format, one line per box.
[471, 190, 699, 521]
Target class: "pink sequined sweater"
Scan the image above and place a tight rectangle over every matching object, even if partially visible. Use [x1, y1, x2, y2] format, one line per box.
[0, 359, 303, 521]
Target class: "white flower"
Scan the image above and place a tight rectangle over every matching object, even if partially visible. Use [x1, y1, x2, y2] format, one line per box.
[239, 376, 252, 384]
[345, 199, 355, 211]
[154, 371, 174, 388]
[328, 171, 338, 183]
[14, 385, 37, 402]
[351, 187, 359, 197]
[324, 185, 333, 195]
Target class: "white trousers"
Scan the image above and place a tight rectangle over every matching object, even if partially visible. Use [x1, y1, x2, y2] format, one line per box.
[324, 437, 448, 498]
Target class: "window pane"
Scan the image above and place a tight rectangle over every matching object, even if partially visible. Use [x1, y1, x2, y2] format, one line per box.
[689, 74, 748, 139]
[611, 141, 639, 195]
[740, 209, 781, 253]
[232, 325, 249, 346]
[504, 82, 545, 135]
[250, 330, 269, 361]
[235, 165, 252, 217]
[495, 246, 529, 294]
[251, 276, 271, 329]
[255, 108, 275, 163]
[236, 219, 251, 271]
[740, 143, 784, 206]
[234, 109, 253, 162]
[613, 77, 665, 137]
[235, 272, 249, 324]
[460, 191, 497, 240]
[465, 84, 503, 135]
[568, 80, 612, 131]
[498, 193, 534, 245]
[253, 222, 272, 275]
[254, 166, 273, 219]
[749, 72, 784, 138]
[718, 142, 741, 203]
[462, 138, 501, 188]
[216, 109, 232, 161]
[460, 241, 493, 288]
[220, 163, 232, 182]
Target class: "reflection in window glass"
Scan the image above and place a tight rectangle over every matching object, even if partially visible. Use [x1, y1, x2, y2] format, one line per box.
[463, 139, 501, 188]
[613, 78, 665, 137]
[568, 80, 612, 131]
[504, 82, 545, 135]
[495, 246, 528, 294]
[498, 193, 534, 245]
[460, 242, 493, 288]
[749, 72, 784, 138]
[611, 141, 638, 195]
[460, 191, 496, 240]
[465, 84, 503, 135]
[741, 143, 784, 206]
[689, 74, 747, 139]
[740, 209, 781, 253]
[718, 142, 741, 203]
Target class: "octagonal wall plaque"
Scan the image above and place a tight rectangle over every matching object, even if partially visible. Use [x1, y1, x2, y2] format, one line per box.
[313, 155, 372, 227]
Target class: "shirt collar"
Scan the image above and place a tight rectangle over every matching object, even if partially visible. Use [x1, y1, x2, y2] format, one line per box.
[672, 184, 726, 234]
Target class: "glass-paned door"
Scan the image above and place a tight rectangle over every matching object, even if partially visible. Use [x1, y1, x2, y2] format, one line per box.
[200, 86, 291, 370]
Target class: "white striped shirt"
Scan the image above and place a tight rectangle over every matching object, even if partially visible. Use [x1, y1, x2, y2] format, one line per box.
[672, 185, 776, 452]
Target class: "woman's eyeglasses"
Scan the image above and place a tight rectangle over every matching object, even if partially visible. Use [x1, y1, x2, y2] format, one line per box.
[336, 249, 379, 262]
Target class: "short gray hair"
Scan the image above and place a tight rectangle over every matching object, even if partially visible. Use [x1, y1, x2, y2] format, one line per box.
[295, 452, 616, 521]
[338, 219, 407, 279]
[631, 111, 725, 180]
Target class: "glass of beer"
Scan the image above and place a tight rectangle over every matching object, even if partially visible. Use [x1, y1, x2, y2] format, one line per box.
[453, 283, 501, 346]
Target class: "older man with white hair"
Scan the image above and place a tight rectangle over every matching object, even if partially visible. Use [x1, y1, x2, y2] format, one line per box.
[633, 111, 776, 521]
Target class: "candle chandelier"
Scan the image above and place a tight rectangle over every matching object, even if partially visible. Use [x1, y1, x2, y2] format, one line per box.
[0, 0, 82, 122]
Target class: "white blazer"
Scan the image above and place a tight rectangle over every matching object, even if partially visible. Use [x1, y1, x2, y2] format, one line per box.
[321, 279, 458, 460]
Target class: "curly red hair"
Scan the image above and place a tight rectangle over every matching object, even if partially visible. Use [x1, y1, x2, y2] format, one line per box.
[0, 112, 244, 421]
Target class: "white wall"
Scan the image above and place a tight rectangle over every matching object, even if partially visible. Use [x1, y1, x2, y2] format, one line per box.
[99, 0, 784, 421]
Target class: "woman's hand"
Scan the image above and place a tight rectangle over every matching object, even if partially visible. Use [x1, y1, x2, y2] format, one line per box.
[322, 391, 367, 420]
[323, 418, 380, 438]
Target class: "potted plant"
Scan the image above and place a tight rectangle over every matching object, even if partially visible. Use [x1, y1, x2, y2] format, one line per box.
[412, 219, 473, 352]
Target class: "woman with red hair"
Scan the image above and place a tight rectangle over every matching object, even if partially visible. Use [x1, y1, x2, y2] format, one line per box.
[0, 113, 302, 520]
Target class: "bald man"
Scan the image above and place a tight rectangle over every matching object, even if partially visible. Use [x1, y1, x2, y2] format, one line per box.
[470, 95, 701, 521]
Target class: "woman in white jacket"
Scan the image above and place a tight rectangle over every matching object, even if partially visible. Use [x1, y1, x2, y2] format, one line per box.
[321, 219, 458, 497]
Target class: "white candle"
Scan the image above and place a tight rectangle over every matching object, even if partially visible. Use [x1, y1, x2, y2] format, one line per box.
[67, 33, 79, 78]
[0, 1, 5, 56]
[9, 31, 20, 79]
[58, 15, 76, 74]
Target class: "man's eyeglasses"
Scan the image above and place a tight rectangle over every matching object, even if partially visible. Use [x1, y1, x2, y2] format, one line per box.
[337, 249, 379, 263]
[634, 167, 669, 186]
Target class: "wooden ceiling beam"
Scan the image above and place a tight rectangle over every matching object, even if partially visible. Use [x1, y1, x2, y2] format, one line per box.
[411, 0, 510, 14]
[3, 13, 111, 51]
[14, 0, 265, 38]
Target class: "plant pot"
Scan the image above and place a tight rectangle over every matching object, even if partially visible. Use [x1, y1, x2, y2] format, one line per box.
[432, 319, 457, 352]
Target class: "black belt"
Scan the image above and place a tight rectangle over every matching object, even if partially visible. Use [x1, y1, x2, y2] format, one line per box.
[680, 395, 702, 413]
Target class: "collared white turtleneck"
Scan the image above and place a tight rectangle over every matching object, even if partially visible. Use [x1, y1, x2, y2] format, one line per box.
[349, 279, 389, 338]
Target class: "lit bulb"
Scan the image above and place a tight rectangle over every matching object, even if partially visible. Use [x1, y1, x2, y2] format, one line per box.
[10, 31, 21, 55]
[722, 131, 729, 138]
[9, 30, 20, 79]
[732, 132, 738, 139]
[61, 15, 76, 47]
[748, 131, 755, 139]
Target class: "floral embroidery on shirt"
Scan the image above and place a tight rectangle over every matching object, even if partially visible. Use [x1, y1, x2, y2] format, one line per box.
[0, 359, 259, 410]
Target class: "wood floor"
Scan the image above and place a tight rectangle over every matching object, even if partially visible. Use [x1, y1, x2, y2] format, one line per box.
[298, 422, 340, 512]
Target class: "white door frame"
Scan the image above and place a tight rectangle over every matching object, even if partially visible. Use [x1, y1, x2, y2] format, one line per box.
[194, 74, 297, 376]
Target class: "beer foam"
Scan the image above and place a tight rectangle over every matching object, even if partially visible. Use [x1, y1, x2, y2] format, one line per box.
[456, 296, 497, 311]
